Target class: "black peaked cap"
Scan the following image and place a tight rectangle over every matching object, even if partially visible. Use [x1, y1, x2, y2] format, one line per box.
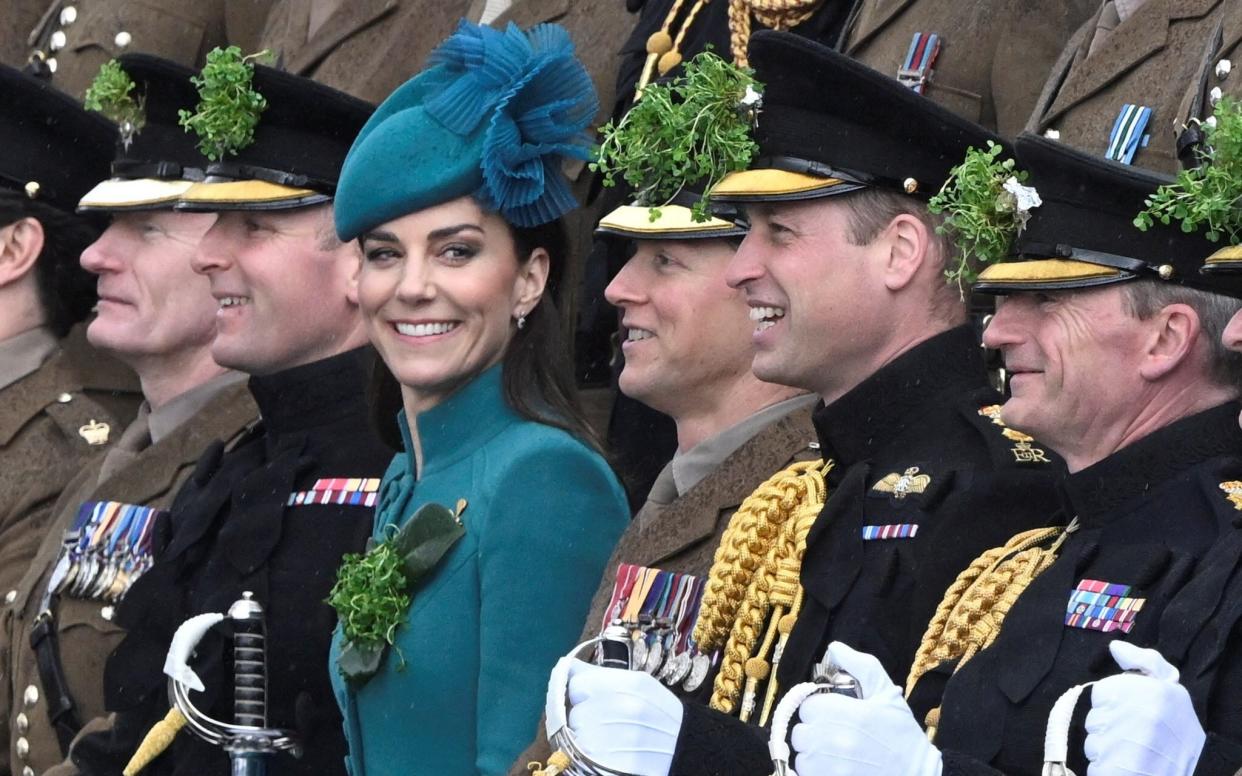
[111, 54, 208, 179]
[975, 133, 1242, 299]
[0, 64, 114, 213]
[713, 30, 1002, 202]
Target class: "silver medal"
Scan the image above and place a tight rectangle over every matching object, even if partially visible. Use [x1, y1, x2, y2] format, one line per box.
[683, 653, 711, 692]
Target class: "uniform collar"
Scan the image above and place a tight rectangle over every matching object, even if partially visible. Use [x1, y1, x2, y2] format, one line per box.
[1062, 401, 1242, 523]
[247, 347, 373, 434]
[399, 363, 522, 478]
[811, 325, 987, 469]
[0, 327, 57, 392]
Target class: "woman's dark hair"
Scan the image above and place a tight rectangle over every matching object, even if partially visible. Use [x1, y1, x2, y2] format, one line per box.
[367, 216, 603, 453]
[0, 190, 102, 338]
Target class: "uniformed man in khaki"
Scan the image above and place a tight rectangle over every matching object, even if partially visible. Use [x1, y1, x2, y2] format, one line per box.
[1028, 0, 1232, 174]
[258, 0, 470, 104]
[20, 0, 274, 100]
[0, 66, 141, 610]
[0, 55, 257, 776]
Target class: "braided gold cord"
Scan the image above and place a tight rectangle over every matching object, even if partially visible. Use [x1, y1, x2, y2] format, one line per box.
[704, 461, 830, 715]
[693, 460, 826, 653]
[905, 526, 1067, 698]
[726, 0, 825, 66]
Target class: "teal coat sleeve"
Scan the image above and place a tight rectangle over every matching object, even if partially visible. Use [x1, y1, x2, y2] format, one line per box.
[474, 432, 628, 773]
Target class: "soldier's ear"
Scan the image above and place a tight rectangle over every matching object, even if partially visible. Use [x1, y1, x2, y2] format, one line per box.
[879, 212, 930, 293]
[1137, 302, 1201, 383]
[0, 216, 44, 289]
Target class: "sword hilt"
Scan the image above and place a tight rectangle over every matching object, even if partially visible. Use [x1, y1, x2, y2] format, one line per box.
[228, 592, 267, 729]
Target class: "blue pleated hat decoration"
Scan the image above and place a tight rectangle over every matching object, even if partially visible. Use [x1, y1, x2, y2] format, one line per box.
[334, 20, 598, 241]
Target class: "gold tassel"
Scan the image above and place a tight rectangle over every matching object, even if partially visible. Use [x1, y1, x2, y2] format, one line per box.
[123, 707, 187, 776]
[528, 750, 573, 776]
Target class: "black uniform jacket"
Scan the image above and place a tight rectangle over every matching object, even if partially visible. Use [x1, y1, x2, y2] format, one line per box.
[669, 326, 1066, 775]
[919, 402, 1242, 776]
[70, 348, 393, 776]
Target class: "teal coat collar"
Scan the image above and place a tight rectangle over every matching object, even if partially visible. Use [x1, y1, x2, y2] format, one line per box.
[397, 364, 521, 477]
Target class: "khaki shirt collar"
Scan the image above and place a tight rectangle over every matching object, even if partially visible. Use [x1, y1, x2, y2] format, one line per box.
[0, 327, 57, 392]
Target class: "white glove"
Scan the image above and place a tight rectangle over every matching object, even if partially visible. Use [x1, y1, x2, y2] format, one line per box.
[1083, 641, 1205, 776]
[791, 642, 942, 776]
[566, 659, 683, 776]
[163, 612, 224, 692]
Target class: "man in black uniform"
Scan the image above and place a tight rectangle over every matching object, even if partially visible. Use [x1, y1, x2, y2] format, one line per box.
[66, 62, 392, 776]
[541, 32, 1064, 776]
[785, 135, 1242, 776]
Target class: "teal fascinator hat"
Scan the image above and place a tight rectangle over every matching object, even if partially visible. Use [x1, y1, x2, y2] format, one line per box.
[334, 20, 599, 241]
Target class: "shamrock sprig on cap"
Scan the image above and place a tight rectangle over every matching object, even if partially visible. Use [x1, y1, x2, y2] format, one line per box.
[84, 60, 145, 147]
[1136, 96, 1242, 245]
[593, 50, 761, 222]
[929, 141, 1040, 297]
[178, 46, 270, 162]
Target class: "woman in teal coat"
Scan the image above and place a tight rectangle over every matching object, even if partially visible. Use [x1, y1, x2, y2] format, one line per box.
[327, 20, 629, 775]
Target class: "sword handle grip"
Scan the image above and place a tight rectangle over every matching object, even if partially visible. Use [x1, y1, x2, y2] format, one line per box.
[228, 593, 267, 728]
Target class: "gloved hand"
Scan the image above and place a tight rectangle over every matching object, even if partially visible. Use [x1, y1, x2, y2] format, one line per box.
[791, 642, 942, 776]
[1084, 641, 1205, 776]
[566, 659, 683, 776]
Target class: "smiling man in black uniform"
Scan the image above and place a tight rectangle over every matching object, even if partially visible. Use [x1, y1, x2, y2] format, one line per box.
[64, 60, 392, 776]
[786, 134, 1242, 776]
[536, 31, 1066, 776]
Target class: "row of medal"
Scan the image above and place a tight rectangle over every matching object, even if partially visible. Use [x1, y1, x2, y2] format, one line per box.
[47, 500, 163, 603]
[599, 564, 716, 693]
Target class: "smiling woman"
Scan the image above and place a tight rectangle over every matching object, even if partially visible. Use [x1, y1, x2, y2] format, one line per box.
[326, 20, 630, 776]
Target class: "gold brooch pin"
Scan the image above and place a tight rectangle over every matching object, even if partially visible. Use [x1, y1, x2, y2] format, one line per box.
[78, 419, 110, 446]
[872, 466, 931, 499]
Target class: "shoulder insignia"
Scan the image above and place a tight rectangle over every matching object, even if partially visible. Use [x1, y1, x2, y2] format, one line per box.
[1219, 481, 1242, 511]
[78, 418, 111, 446]
[978, 405, 1051, 464]
[871, 466, 931, 499]
[287, 477, 382, 508]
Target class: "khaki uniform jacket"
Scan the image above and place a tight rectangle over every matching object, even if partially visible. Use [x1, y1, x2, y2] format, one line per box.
[258, 0, 470, 105]
[0, 382, 257, 776]
[1027, 0, 1229, 174]
[1171, 0, 1240, 166]
[507, 404, 819, 775]
[0, 1, 49, 68]
[0, 332, 140, 609]
[842, 0, 1098, 137]
[21, 0, 274, 100]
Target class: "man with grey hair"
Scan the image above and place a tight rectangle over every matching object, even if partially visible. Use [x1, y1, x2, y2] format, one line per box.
[788, 134, 1242, 776]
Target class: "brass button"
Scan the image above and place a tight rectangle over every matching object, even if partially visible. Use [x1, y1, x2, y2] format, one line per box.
[46, 57, 57, 73]
[50, 30, 66, 51]
[23, 685, 38, 708]
[4, 590, 15, 604]
[22, 767, 33, 776]
[15, 712, 28, 734]
[1218, 59, 1233, 80]
[1043, 128, 1060, 140]
[56, 392, 72, 404]
[1211, 86, 1224, 106]
[60, 5, 78, 25]
[100, 605, 114, 621]
[114, 31, 132, 48]
[15, 736, 29, 759]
